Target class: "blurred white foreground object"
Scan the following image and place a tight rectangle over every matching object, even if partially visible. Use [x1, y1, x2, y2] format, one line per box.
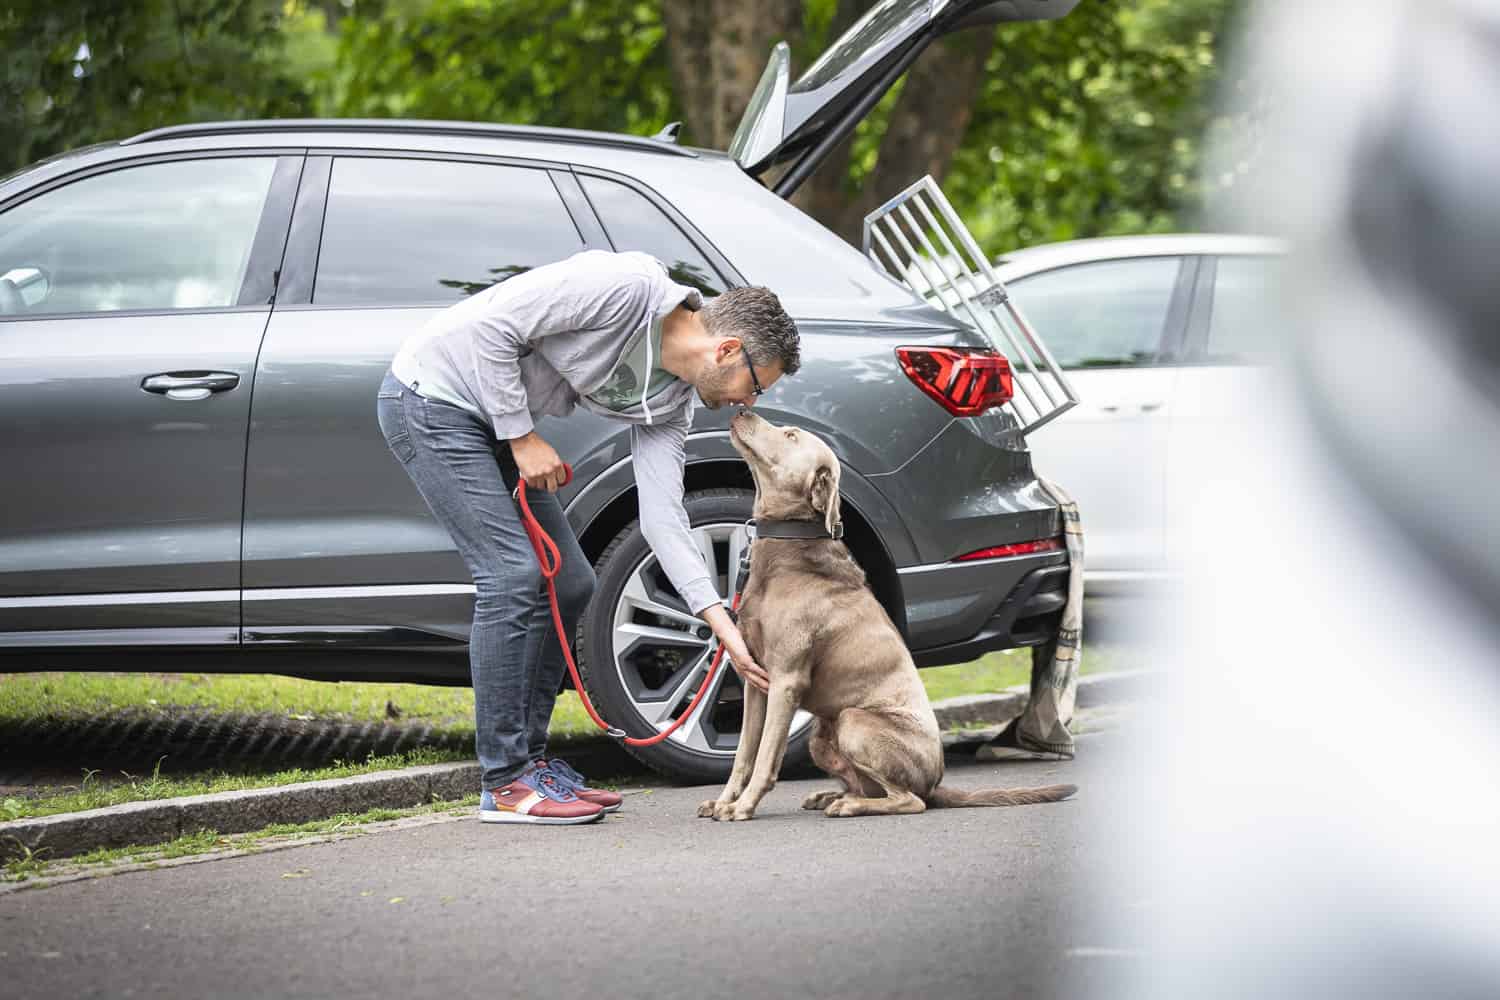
[1122, 0, 1500, 996]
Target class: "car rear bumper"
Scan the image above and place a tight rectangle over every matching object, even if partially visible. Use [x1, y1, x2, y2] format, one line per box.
[901, 550, 1070, 667]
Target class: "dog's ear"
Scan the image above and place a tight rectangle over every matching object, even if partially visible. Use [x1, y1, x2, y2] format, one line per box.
[809, 463, 842, 537]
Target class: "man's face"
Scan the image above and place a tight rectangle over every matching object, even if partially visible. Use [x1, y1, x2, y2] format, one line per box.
[695, 337, 784, 410]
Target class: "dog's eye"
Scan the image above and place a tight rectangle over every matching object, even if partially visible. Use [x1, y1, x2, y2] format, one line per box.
[785, 430, 796, 439]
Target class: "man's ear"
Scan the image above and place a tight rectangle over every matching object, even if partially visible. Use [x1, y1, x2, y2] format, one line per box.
[809, 464, 842, 536]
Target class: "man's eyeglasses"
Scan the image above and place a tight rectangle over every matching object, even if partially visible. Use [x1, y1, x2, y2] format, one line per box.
[743, 349, 765, 396]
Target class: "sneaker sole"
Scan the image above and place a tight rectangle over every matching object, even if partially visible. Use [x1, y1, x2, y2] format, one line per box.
[479, 809, 603, 825]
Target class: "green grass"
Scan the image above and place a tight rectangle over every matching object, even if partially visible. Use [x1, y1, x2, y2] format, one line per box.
[917, 642, 1114, 703]
[0, 639, 1126, 732]
[0, 671, 598, 741]
[0, 639, 1129, 822]
[3, 796, 482, 883]
[0, 747, 469, 822]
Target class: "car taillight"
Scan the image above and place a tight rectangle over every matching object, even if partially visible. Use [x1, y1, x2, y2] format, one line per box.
[895, 346, 1013, 417]
[954, 538, 1063, 561]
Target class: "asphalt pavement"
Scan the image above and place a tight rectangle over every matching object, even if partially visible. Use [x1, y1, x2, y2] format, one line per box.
[0, 727, 1146, 1000]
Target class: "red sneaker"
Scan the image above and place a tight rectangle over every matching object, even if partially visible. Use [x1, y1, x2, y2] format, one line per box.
[544, 757, 623, 813]
[480, 764, 603, 825]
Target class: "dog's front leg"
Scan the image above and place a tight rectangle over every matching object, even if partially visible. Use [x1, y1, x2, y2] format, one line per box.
[698, 683, 767, 818]
[719, 679, 804, 822]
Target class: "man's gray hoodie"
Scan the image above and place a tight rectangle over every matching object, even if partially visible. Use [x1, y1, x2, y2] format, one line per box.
[390, 249, 720, 615]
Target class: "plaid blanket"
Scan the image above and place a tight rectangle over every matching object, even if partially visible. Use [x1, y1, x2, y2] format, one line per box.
[980, 476, 1083, 758]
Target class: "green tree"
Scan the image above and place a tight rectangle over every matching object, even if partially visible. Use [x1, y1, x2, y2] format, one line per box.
[0, 0, 315, 176]
[326, 0, 1242, 252]
[4, 0, 1246, 258]
[779, 0, 1242, 251]
[950, 0, 1244, 253]
[330, 0, 674, 137]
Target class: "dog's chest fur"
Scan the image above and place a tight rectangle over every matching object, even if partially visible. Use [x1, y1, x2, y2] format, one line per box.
[737, 538, 869, 659]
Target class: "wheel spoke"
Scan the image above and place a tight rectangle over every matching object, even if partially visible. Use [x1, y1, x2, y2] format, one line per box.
[619, 574, 701, 630]
[615, 622, 707, 649]
[676, 654, 735, 752]
[644, 646, 714, 725]
[791, 709, 814, 736]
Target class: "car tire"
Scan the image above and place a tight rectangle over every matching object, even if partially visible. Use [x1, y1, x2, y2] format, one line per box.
[576, 487, 815, 784]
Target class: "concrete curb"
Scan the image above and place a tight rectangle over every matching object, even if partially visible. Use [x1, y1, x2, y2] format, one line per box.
[0, 762, 483, 864]
[929, 668, 1159, 731]
[931, 692, 1028, 728]
[2, 670, 1159, 864]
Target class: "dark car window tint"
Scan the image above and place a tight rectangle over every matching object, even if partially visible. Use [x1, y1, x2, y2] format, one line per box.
[314, 158, 584, 306]
[578, 175, 725, 295]
[0, 157, 276, 316]
[1206, 255, 1281, 363]
[1007, 257, 1181, 369]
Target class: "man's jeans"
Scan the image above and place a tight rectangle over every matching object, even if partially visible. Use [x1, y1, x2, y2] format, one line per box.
[376, 370, 597, 790]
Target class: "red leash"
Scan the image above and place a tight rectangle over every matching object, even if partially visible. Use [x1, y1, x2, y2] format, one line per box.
[513, 464, 739, 747]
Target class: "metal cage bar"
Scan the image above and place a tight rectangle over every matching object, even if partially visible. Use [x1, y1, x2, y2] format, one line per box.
[863, 175, 1078, 436]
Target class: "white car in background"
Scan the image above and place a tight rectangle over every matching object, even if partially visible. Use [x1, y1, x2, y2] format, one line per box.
[997, 234, 1286, 594]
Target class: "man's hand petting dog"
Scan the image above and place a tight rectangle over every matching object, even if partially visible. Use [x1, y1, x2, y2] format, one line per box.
[701, 603, 769, 692]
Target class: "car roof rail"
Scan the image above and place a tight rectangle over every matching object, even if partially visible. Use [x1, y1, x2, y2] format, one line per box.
[119, 118, 698, 158]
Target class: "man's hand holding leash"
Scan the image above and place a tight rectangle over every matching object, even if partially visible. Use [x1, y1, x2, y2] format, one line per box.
[511, 431, 569, 493]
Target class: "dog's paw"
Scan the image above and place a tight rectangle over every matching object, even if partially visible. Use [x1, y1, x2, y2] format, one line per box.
[801, 790, 843, 811]
[825, 798, 862, 818]
[697, 799, 721, 818]
[708, 800, 735, 822]
[726, 805, 757, 822]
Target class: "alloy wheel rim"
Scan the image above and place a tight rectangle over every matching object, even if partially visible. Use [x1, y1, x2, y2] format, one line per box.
[609, 519, 815, 755]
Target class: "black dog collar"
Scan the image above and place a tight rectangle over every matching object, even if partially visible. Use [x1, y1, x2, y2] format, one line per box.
[749, 517, 844, 541]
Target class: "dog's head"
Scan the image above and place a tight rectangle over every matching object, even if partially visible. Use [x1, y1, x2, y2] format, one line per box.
[729, 410, 842, 535]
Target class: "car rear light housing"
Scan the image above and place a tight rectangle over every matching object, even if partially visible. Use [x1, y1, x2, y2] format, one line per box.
[954, 538, 1063, 561]
[895, 346, 1013, 417]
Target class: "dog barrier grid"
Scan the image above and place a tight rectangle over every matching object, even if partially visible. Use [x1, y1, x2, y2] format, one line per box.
[862, 175, 1079, 436]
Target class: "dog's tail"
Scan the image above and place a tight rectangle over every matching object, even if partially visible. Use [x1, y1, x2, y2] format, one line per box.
[924, 783, 1077, 808]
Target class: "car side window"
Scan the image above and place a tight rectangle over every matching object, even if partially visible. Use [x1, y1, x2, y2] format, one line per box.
[1007, 256, 1182, 369]
[0, 157, 277, 317]
[1205, 255, 1281, 364]
[313, 158, 585, 306]
[577, 175, 726, 295]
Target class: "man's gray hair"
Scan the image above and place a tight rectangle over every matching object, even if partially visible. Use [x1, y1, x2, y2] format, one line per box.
[701, 286, 801, 377]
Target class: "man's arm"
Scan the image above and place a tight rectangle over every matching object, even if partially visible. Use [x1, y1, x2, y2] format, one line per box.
[631, 409, 719, 616]
[632, 411, 769, 692]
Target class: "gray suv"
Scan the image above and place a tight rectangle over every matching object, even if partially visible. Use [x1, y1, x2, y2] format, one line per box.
[0, 0, 1078, 780]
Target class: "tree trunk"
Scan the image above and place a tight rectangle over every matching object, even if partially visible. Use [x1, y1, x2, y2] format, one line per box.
[661, 0, 802, 149]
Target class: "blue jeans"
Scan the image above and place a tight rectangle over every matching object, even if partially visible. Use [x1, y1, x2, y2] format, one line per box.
[376, 370, 597, 789]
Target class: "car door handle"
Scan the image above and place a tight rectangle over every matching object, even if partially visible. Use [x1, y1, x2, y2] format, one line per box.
[141, 371, 241, 401]
[1139, 401, 1164, 413]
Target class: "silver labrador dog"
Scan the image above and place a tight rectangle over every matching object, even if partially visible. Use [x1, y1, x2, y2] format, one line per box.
[699, 410, 1077, 821]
